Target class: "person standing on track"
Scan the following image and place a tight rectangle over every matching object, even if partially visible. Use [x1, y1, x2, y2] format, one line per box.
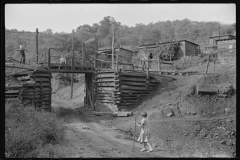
[134, 111, 153, 152]
[17, 45, 28, 64]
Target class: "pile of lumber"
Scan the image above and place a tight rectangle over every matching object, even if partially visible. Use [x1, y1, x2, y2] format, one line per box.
[5, 70, 52, 111]
[93, 70, 160, 111]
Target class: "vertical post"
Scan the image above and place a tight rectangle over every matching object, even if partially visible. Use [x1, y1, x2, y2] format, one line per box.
[112, 24, 115, 69]
[36, 28, 38, 63]
[82, 42, 85, 65]
[147, 60, 149, 79]
[94, 35, 98, 68]
[71, 30, 74, 99]
[48, 48, 50, 69]
[205, 54, 210, 74]
[116, 47, 119, 72]
[157, 43, 160, 71]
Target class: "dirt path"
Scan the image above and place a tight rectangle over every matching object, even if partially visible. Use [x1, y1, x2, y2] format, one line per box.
[52, 98, 158, 158]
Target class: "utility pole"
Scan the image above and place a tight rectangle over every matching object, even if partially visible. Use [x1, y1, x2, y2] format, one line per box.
[71, 29, 74, 99]
[109, 17, 116, 70]
[36, 28, 38, 63]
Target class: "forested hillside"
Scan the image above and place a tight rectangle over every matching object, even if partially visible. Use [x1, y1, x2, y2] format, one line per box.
[5, 17, 235, 60]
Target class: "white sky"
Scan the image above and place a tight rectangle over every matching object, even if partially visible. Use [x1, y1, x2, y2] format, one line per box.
[5, 4, 236, 33]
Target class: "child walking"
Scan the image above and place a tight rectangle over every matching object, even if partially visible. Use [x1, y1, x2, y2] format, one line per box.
[134, 111, 153, 152]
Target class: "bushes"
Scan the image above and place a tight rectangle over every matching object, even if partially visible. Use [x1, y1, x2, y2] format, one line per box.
[5, 103, 66, 158]
[173, 56, 202, 70]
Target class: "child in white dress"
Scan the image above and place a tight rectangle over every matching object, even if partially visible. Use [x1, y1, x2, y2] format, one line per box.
[135, 111, 153, 152]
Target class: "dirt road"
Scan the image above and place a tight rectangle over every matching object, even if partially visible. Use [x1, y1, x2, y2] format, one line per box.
[52, 97, 158, 158]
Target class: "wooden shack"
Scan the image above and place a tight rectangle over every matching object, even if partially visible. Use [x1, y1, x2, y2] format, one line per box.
[138, 40, 200, 61]
[209, 34, 236, 45]
[97, 46, 133, 69]
[216, 38, 236, 64]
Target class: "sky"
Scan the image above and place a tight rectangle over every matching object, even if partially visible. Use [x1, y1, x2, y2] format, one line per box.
[5, 4, 236, 33]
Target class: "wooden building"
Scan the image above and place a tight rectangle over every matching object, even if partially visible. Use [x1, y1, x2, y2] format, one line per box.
[138, 40, 200, 61]
[216, 37, 236, 64]
[97, 46, 134, 69]
[209, 34, 236, 45]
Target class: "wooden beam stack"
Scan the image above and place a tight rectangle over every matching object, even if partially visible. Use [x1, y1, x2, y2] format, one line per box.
[6, 70, 52, 111]
[93, 70, 160, 111]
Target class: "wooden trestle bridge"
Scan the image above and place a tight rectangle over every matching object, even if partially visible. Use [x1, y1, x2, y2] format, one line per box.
[5, 41, 162, 112]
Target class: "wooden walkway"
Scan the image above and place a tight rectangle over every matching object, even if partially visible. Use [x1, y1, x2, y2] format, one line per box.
[48, 63, 94, 73]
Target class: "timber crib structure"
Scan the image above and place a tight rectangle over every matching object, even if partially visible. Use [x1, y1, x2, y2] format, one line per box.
[6, 69, 52, 110]
[94, 70, 160, 111]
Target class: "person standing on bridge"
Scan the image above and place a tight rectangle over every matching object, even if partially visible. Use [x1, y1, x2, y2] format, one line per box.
[17, 45, 28, 64]
[134, 111, 153, 152]
[60, 55, 67, 64]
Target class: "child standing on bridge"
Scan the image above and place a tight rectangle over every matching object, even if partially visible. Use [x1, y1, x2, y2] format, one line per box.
[17, 45, 28, 64]
[134, 111, 153, 152]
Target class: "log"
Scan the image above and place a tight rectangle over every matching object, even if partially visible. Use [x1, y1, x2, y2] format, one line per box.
[5, 85, 23, 90]
[120, 81, 147, 86]
[93, 79, 120, 82]
[34, 78, 51, 82]
[120, 77, 147, 82]
[113, 111, 132, 117]
[120, 85, 147, 90]
[96, 82, 119, 87]
[96, 73, 118, 78]
[23, 82, 51, 87]
[94, 87, 119, 92]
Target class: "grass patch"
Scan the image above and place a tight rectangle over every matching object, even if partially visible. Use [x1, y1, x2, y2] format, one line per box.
[5, 102, 68, 158]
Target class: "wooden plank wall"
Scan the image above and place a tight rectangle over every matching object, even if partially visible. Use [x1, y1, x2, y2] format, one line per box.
[6, 70, 52, 111]
[93, 70, 160, 111]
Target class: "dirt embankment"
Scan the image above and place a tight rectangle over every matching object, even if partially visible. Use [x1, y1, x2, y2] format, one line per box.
[102, 64, 236, 157]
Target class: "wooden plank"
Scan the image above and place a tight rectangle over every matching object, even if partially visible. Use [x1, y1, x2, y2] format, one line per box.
[29, 73, 52, 77]
[96, 73, 119, 78]
[21, 90, 51, 94]
[5, 90, 20, 94]
[95, 97, 121, 101]
[49, 69, 94, 73]
[113, 112, 132, 117]
[93, 79, 119, 82]
[120, 81, 147, 86]
[5, 86, 23, 90]
[95, 82, 119, 87]
[120, 77, 147, 82]
[95, 88, 119, 92]
[34, 78, 51, 82]
[23, 82, 51, 87]
[120, 85, 147, 90]
[22, 88, 51, 91]
[96, 71, 118, 74]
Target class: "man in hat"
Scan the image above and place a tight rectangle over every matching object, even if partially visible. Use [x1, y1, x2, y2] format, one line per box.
[17, 45, 28, 64]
